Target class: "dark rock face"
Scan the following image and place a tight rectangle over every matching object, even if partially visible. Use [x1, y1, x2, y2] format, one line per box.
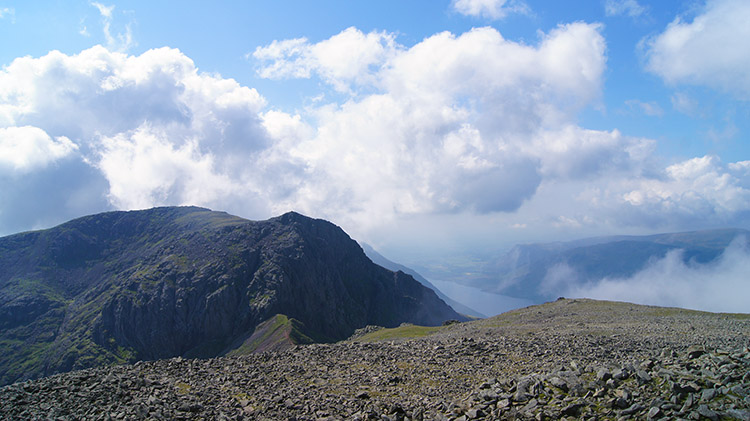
[0, 206, 464, 385]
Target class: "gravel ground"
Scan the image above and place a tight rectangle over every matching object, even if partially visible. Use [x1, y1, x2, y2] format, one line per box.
[1, 298, 748, 420]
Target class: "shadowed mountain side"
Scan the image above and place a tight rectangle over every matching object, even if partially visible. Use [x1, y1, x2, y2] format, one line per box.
[0, 207, 465, 386]
[361, 243, 486, 318]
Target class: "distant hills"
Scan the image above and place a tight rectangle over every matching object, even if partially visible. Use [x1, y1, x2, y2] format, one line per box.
[360, 243, 486, 318]
[0, 207, 464, 385]
[478, 228, 749, 301]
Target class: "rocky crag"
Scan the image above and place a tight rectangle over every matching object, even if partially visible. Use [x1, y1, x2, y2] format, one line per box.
[0, 207, 464, 386]
[1, 298, 748, 420]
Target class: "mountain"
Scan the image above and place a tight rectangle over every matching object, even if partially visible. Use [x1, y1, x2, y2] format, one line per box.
[360, 243, 486, 318]
[480, 228, 749, 301]
[0, 206, 465, 386]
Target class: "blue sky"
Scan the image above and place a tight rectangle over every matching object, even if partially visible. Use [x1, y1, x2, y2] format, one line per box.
[1, 0, 749, 264]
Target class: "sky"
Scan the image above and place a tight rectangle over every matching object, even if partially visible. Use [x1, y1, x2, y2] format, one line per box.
[1, 0, 750, 268]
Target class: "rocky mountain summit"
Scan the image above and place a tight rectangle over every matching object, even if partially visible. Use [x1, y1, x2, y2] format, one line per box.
[0, 206, 464, 386]
[1, 298, 748, 420]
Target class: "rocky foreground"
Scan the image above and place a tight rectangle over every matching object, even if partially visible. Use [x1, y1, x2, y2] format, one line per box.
[1, 298, 749, 420]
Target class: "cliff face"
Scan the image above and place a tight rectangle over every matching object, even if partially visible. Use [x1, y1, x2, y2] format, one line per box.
[0, 207, 464, 385]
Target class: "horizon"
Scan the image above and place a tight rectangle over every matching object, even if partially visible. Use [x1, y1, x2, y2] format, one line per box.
[4, 202, 747, 250]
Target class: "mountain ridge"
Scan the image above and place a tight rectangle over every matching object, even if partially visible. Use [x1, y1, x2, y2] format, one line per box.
[0, 206, 465, 385]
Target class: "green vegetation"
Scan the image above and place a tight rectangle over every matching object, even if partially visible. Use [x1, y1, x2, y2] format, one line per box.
[4, 277, 71, 305]
[356, 324, 444, 342]
[288, 318, 315, 345]
[175, 381, 191, 395]
[227, 314, 314, 356]
[644, 306, 750, 319]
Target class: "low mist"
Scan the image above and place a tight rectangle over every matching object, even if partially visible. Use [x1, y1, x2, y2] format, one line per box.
[565, 236, 750, 313]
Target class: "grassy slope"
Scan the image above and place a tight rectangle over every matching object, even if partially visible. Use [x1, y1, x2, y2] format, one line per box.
[226, 314, 314, 356]
[352, 297, 750, 344]
[355, 325, 445, 342]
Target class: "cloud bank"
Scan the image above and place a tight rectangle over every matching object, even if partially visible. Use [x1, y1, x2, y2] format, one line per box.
[2, 8, 750, 244]
[0, 45, 284, 232]
[565, 236, 750, 313]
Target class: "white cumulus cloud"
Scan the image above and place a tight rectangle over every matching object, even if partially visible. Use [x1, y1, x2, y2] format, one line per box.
[0, 45, 295, 233]
[531, 126, 653, 179]
[605, 155, 750, 231]
[254, 23, 611, 228]
[3, 21, 750, 245]
[0, 126, 78, 173]
[254, 27, 398, 93]
[644, 0, 750, 98]
[96, 125, 236, 209]
[625, 156, 750, 214]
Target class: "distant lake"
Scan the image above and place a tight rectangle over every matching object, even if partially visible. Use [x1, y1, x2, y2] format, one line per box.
[430, 279, 534, 317]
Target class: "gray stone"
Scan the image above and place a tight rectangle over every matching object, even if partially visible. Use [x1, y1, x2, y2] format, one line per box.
[466, 408, 481, 419]
[731, 384, 747, 397]
[515, 377, 539, 402]
[478, 389, 498, 401]
[675, 382, 701, 394]
[497, 399, 511, 409]
[355, 391, 370, 399]
[697, 404, 718, 421]
[701, 388, 716, 401]
[613, 368, 629, 380]
[621, 403, 645, 416]
[521, 398, 539, 413]
[611, 397, 629, 409]
[562, 403, 583, 416]
[687, 346, 705, 359]
[726, 409, 750, 421]
[636, 370, 652, 384]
